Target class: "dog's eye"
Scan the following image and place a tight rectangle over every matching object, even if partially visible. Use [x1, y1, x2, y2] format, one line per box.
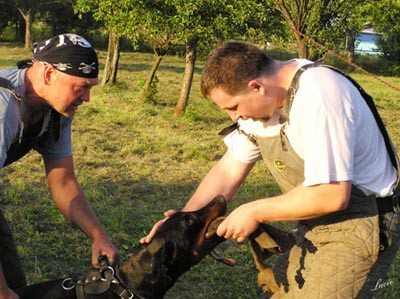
[184, 214, 196, 224]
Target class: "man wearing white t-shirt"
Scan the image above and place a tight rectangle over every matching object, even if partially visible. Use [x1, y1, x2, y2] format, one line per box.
[143, 42, 399, 298]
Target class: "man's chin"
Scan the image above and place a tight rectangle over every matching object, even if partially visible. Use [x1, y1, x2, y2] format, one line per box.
[59, 109, 75, 118]
[241, 116, 271, 122]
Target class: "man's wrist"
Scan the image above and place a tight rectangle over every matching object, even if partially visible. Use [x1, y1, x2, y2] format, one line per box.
[91, 227, 109, 242]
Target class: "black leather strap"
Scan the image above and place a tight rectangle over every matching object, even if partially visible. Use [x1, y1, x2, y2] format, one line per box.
[62, 256, 145, 299]
[377, 194, 400, 214]
[0, 77, 14, 90]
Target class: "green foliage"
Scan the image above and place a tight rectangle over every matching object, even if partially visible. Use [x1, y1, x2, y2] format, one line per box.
[267, 0, 366, 59]
[138, 74, 160, 104]
[75, 0, 265, 52]
[365, 0, 400, 65]
[0, 1, 16, 36]
[31, 21, 52, 42]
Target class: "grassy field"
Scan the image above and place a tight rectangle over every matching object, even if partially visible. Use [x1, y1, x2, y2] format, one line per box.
[0, 42, 400, 298]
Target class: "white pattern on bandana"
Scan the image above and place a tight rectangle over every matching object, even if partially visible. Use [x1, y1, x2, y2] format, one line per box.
[53, 62, 73, 71]
[79, 62, 97, 74]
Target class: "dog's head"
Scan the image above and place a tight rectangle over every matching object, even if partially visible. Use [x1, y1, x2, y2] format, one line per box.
[121, 195, 227, 298]
[156, 195, 227, 273]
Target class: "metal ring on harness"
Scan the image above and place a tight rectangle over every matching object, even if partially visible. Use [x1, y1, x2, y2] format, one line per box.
[100, 266, 115, 281]
[62, 278, 76, 290]
[119, 288, 135, 299]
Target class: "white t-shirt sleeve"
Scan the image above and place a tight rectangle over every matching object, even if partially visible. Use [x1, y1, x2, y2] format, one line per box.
[287, 68, 356, 186]
[223, 130, 262, 163]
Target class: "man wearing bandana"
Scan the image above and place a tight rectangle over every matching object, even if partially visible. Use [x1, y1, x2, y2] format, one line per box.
[0, 34, 119, 299]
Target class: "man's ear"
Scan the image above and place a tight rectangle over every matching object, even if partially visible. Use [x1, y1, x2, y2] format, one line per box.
[248, 79, 266, 95]
[42, 64, 56, 85]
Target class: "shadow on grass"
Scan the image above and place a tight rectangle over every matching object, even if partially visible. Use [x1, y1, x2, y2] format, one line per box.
[117, 62, 203, 75]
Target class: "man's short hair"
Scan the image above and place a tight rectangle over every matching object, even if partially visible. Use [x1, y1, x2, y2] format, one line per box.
[200, 42, 273, 98]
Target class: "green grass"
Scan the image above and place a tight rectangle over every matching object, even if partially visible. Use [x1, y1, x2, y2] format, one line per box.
[0, 42, 400, 298]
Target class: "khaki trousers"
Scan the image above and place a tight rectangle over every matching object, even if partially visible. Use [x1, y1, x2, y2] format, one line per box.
[269, 190, 398, 299]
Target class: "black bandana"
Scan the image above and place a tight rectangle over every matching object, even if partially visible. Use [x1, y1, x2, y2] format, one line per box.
[33, 33, 99, 78]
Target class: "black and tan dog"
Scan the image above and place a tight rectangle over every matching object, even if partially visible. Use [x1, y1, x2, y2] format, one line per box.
[16, 195, 228, 299]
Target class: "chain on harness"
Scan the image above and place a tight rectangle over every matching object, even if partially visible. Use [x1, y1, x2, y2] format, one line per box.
[61, 256, 145, 299]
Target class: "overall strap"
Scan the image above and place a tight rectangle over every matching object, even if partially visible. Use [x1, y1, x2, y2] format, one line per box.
[0, 76, 24, 145]
[283, 61, 325, 117]
[0, 77, 14, 91]
[0, 76, 61, 143]
[0, 77, 21, 102]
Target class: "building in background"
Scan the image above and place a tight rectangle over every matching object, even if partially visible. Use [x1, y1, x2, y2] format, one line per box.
[355, 28, 382, 55]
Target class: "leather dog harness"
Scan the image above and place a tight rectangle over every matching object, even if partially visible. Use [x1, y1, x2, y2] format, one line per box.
[62, 256, 145, 299]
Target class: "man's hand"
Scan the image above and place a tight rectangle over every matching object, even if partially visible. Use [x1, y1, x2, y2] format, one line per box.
[216, 202, 259, 243]
[91, 232, 120, 267]
[140, 209, 176, 244]
[0, 268, 19, 299]
[0, 287, 19, 299]
[0, 270, 19, 299]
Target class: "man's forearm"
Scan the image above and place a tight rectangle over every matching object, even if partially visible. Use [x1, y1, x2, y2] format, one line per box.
[67, 195, 108, 240]
[51, 182, 107, 240]
[251, 181, 352, 223]
[185, 152, 254, 211]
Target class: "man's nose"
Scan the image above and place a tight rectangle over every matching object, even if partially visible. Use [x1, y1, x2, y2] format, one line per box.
[81, 90, 91, 102]
[227, 110, 240, 122]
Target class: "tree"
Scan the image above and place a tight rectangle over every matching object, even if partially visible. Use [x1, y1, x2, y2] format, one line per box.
[13, 0, 36, 48]
[340, 3, 377, 63]
[366, 0, 400, 65]
[245, 2, 289, 48]
[43, 2, 99, 38]
[75, 0, 133, 86]
[266, 0, 364, 60]
[171, 0, 261, 116]
[102, 28, 120, 86]
[0, 1, 17, 36]
[125, 0, 179, 101]
[11, 0, 69, 48]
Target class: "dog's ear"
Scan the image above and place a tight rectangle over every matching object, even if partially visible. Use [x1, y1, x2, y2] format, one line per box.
[142, 239, 176, 296]
[120, 239, 174, 298]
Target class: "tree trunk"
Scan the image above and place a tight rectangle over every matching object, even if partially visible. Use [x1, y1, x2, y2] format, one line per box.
[174, 37, 198, 117]
[294, 32, 308, 59]
[18, 9, 32, 49]
[141, 54, 163, 102]
[345, 29, 355, 63]
[102, 29, 120, 86]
